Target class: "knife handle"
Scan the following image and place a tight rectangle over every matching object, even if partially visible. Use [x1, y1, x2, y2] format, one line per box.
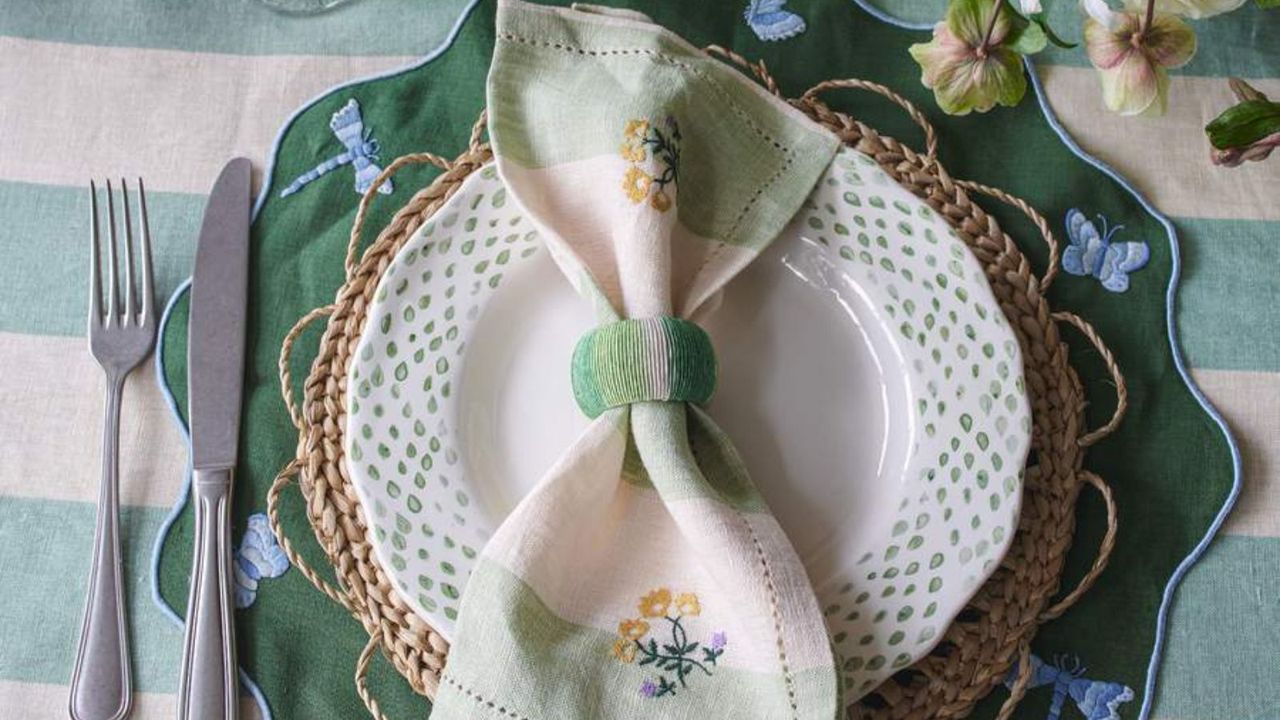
[178, 468, 239, 720]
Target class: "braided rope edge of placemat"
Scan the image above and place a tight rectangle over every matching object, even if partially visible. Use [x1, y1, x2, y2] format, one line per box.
[269, 56, 1127, 720]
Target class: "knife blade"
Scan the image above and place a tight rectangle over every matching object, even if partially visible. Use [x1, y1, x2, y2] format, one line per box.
[179, 157, 251, 720]
[188, 157, 251, 471]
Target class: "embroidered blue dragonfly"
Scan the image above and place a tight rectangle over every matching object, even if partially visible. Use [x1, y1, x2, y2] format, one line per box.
[1062, 208, 1149, 293]
[1004, 654, 1135, 720]
[744, 0, 806, 42]
[232, 513, 290, 609]
[279, 98, 393, 199]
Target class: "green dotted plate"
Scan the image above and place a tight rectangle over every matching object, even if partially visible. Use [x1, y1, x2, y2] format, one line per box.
[345, 148, 1030, 704]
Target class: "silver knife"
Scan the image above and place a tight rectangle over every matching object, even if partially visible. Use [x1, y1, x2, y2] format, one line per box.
[179, 157, 251, 720]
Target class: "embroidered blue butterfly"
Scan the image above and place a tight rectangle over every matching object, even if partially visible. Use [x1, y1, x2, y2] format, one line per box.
[1062, 209, 1149, 293]
[232, 513, 290, 609]
[744, 0, 806, 42]
[279, 98, 393, 199]
[1004, 654, 1135, 720]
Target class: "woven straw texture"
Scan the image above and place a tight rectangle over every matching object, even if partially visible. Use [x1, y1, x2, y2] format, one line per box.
[270, 55, 1125, 720]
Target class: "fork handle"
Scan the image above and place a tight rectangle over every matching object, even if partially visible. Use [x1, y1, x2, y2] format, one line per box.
[177, 469, 238, 720]
[70, 375, 132, 720]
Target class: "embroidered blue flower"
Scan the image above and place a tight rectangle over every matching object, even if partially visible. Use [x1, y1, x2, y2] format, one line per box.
[744, 0, 806, 42]
[1062, 209, 1149, 293]
[233, 513, 290, 609]
[1004, 654, 1135, 720]
[279, 98, 393, 199]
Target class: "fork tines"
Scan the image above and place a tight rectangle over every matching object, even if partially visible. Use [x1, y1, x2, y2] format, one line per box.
[89, 179, 154, 329]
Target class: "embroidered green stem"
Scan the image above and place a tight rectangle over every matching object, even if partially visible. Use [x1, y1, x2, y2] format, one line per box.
[634, 616, 715, 688]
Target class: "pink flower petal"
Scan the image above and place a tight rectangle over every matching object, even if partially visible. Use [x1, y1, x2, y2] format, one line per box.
[1099, 49, 1162, 116]
[909, 25, 974, 89]
[1084, 15, 1139, 70]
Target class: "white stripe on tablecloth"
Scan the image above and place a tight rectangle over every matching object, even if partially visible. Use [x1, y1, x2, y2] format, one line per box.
[0, 680, 260, 720]
[0, 36, 411, 193]
[1039, 65, 1280, 222]
[1191, 369, 1280, 538]
[0, 331, 186, 509]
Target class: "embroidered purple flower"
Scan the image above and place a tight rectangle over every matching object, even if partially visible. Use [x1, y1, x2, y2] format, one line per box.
[640, 680, 658, 698]
[709, 632, 727, 651]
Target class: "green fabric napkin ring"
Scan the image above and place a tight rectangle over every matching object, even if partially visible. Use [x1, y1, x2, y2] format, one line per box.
[570, 316, 718, 418]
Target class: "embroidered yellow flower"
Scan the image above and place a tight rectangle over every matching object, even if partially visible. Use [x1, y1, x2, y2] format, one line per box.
[622, 166, 652, 204]
[649, 189, 671, 212]
[674, 592, 701, 617]
[618, 618, 650, 640]
[612, 637, 637, 663]
[613, 588, 726, 698]
[620, 141, 646, 163]
[638, 588, 672, 618]
[624, 118, 650, 140]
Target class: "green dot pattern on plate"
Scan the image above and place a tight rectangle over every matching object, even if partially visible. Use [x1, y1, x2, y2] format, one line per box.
[347, 164, 542, 628]
[807, 149, 1030, 698]
[346, 153, 1029, 705]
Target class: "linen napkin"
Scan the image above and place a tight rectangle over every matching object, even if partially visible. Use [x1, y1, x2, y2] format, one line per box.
[431, 2, 840, 717]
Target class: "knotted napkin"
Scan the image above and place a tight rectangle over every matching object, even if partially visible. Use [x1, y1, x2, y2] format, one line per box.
[432, 2, 840, 717]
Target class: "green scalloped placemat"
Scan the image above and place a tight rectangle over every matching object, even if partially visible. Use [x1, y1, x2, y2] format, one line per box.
[155, 1, 1235, 717]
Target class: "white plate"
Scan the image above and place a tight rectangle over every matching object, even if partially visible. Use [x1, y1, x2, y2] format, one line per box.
[346, 152, 1030, 699]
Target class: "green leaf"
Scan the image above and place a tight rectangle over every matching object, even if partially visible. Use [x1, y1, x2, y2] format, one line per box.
[1000, 1, 1046, 56]
[1257, 0, 1280, 7]
[1205, 99, 1280, 149]
[1006, 18, 1047, 55]
[1029, 13, 1077, 48]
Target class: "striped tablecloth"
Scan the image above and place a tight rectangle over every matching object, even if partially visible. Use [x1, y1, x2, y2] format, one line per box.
[0, 1, 1274, 718]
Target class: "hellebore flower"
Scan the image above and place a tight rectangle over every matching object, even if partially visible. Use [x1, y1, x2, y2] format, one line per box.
[909, 0, 1046, 115]
[1083, 4, 1197, 116]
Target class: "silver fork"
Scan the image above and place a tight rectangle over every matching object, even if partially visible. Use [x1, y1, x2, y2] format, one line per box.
[70, 179, 156, 720]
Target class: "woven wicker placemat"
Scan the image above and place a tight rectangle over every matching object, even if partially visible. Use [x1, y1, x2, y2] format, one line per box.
[269, 56, 1125, 720]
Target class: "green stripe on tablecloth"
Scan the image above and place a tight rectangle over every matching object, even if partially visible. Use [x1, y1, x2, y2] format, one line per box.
[1150, 535, 1280, 719]
[0, 0, 473, 57]
[1178, 217, 1280, 373]
[868, 0, 1279, 77]
[3, 192, 1277, 374]
[0, 497, 182, 692]
[0, 181, 203, 337]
